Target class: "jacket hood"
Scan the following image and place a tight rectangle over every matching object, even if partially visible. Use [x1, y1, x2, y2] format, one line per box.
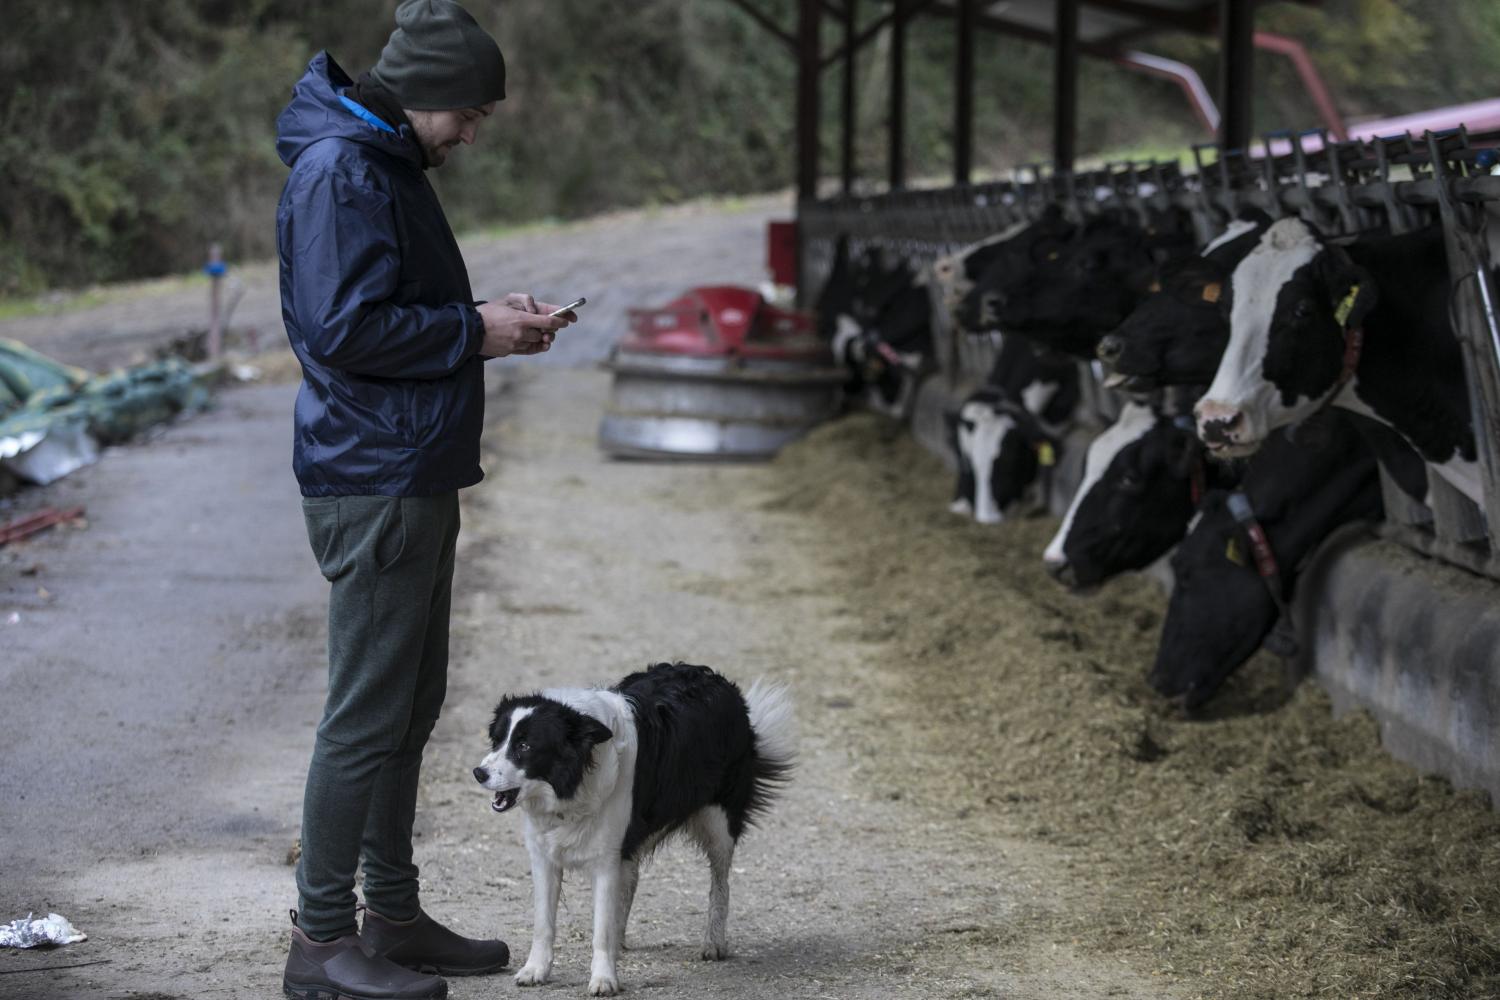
[277, 52, 422, 169]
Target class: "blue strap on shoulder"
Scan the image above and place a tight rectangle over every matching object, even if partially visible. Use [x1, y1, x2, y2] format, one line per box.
[338, 95, 397, 135]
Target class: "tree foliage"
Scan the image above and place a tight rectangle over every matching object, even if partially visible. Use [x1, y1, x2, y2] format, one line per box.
[1, 0, 1496, 294]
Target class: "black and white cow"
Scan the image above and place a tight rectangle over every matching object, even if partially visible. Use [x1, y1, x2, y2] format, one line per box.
[945, 206, 1079, 337]
[1194, 219, 1480, 502]
[1150, 410, 1388, 708]
[850, 280, 934, 415]
[1095, 211, 1271, 391]
[931, 218, 1039, 333]
[947, 338, 1079, 523]
[974, 207, 1198, 359]
[1041, 401, 1231, 589]
[817, 241, 932, 410]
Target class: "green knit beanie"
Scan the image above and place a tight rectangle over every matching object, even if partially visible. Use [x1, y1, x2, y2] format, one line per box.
[369, 0, 506, 110]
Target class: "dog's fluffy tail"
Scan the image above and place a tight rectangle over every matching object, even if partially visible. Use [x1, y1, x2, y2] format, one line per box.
[744, 678, 796, 823]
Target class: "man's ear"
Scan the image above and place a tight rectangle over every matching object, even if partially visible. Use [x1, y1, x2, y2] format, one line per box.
[1319, 246, 1378, 328]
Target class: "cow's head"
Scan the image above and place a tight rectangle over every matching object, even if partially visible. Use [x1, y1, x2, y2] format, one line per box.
[1097, 256, 1231, 390]
[954, 206, 1077, 336]
[850, 246, 916, 325]
[1148, 490, 1280, 709]
[932, 219, 1035, 326]
[1042, 404, 1205, 589]
[1195, 218, 1376, 457]
[947, 393, 1059, 524]
[1150, 411, 1382, 708]
[987, 212, 1183, 359]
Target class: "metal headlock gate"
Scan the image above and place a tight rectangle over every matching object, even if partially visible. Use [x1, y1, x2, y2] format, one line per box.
[797, 124, 1500, 584]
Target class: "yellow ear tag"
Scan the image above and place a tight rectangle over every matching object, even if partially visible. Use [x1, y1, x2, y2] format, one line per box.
[1037, 442, 1057, 467]
[1047, 251, 1060, 261]
[1226, 537, 1246, 566]
[1334, 284, 1361, 327]
[1201, 281, 1222, 304]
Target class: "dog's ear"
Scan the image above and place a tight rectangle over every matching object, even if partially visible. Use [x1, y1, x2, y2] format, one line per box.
[578, 716, 613, 746]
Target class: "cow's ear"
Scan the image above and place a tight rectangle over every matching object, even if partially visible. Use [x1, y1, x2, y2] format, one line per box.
[1320, 246, 1378, 328]
[1237, 205, 1274, 227]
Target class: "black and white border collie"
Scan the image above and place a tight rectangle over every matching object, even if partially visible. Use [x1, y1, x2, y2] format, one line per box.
[472, 662, 796, 996]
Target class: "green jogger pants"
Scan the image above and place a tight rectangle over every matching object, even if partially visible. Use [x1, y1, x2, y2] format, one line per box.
[295, 492, 460, 941]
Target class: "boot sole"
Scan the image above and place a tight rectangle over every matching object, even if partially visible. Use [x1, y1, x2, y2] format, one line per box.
[284, 981, 448, 1000]
[400, 958, 510, 977]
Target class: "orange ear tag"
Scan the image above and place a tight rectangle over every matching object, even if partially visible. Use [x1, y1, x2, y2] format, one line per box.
[1201, 282, 1222, 304]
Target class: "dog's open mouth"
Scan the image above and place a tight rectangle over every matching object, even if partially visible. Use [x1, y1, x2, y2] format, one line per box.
[491, 789, 520, 814]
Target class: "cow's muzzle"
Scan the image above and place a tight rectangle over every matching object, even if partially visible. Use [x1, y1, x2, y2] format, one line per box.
[1194, 401, 1246, 450]
[1096, 334, 1124, 364]
[1044, 555, 1075, 588]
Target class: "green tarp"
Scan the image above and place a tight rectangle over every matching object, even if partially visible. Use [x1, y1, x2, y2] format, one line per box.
[0, 339, 90, 415]
[0, 351, 211, 485]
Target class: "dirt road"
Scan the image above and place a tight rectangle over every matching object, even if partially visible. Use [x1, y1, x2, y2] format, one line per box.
[0, 199, 1184, 999]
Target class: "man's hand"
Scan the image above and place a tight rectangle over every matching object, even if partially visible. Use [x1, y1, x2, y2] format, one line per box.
[478, 295, 573, 357]
[505, 293, 581, 322]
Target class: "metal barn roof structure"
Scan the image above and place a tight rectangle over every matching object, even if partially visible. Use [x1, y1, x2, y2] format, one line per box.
[726, 0, 1322, 199]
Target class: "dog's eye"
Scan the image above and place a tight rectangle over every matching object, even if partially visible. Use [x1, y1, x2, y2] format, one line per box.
[515, 741, 530, 754]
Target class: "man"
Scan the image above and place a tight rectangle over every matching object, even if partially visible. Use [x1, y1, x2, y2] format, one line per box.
[274, 3, 573, 998]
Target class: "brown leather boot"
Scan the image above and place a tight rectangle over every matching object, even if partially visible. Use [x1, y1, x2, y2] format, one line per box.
[283, 912, 447, 1000]
[360, 908, 510, 977]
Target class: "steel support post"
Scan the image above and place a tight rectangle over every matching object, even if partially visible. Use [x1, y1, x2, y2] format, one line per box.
[954, 0, 976, 184]
[1054, 0, 1079, 171]
[841, 0, 857, 193]
[797, 0, 822, 202]
[889, 0, 907, 190]
[1218, 0, 1254, 151]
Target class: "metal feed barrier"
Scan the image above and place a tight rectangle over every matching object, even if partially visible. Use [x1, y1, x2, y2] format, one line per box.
[797, 126, 1500, 803]
[798, 125, 1500, 583]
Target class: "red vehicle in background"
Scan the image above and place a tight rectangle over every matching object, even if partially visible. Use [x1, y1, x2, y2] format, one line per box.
[599, 286, 843, 459]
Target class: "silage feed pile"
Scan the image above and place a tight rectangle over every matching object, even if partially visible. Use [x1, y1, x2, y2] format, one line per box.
[770, 412, 1500, 1000]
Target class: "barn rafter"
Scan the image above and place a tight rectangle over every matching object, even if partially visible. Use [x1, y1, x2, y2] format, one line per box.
[724, 0, 1322, 198]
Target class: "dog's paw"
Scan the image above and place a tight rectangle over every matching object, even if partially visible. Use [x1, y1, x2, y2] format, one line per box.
[515, 964, 550, 987]
[588, 972, 621, 996]
[700, 940, 729, 961]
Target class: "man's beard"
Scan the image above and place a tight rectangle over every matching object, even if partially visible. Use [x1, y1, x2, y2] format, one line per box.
[421, 139, 458, 168]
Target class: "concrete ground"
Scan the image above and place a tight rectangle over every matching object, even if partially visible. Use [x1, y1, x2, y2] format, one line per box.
[0, 197, 1186, 999]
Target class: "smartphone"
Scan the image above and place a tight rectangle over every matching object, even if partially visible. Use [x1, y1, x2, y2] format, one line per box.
[549, 297, 586, 318]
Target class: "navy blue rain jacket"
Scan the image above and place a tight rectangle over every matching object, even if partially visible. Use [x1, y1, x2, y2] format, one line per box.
[276, 52, 486, 497]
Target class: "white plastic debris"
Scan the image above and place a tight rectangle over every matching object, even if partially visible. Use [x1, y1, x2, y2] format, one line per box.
[0, 912, 87, 948]
[0, 421, 99, 485]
